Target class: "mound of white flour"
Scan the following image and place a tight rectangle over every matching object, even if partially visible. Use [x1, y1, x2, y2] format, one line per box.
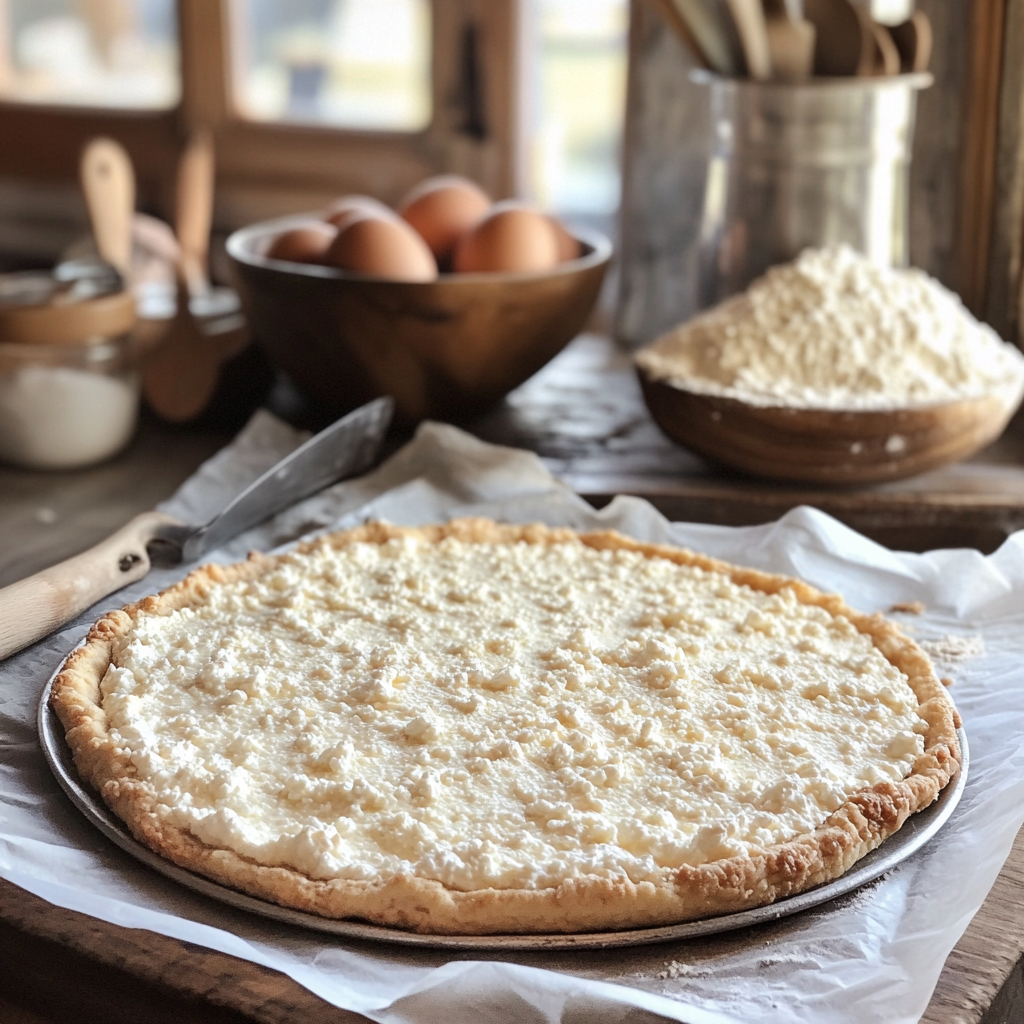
[636, 246, 1024, 410]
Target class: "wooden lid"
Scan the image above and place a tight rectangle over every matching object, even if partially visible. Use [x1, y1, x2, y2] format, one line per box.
[0, 290, 136, 346]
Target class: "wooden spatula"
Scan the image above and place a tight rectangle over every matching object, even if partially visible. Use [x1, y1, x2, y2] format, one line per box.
[889, 10, 933, 73]
[142, 273, 223, 422]
[763, 0, 816, 81]
[803, 0, 873, 76]
[79, 137, 135, 280]
[175, 128, 215, 298]
[724, 0, 772, 79]
[143, 130, 227, 422]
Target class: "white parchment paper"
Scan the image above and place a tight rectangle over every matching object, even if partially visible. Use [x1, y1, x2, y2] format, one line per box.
[3, 412, 1024, 1024]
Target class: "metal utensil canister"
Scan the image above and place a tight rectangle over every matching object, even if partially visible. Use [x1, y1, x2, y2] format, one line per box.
[693, 70, 932, 308]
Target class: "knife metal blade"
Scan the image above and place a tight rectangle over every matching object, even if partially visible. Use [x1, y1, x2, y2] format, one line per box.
[153, 396, 393, 563]
[0, 397, 394, 662]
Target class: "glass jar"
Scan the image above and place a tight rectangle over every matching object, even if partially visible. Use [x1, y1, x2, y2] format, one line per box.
[0, 285, 140, 470]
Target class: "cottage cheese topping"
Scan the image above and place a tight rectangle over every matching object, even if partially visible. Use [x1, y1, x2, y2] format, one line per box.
[636, 246, 1024, 410]
[101, 535, 926, 892]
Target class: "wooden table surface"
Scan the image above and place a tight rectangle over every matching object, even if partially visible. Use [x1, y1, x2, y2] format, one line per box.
[2, 334, 1022, 1023]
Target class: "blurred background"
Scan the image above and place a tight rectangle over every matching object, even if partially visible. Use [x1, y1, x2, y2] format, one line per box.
[0, 0, 628, 261]
[0, 0, 1020, 347]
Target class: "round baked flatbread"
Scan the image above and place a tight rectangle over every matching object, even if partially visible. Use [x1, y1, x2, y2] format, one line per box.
[51, 518, 961, 934]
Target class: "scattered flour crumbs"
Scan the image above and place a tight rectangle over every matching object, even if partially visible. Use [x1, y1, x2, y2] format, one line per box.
[918, 634, 986, 664]
[636, 246, 1024, 410]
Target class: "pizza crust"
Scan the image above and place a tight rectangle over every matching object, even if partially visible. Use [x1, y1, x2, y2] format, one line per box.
[50, 518, 962, 934]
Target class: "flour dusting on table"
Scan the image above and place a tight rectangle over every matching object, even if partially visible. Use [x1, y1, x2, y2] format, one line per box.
[919, 634, 986, 664]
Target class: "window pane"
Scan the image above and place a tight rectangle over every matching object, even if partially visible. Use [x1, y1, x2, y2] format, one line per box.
[527, 0, 627, 218]
[233, 0, 431, 131]
[0, 0, 179, 108]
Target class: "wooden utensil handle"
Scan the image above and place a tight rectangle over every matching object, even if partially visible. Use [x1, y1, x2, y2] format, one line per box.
[80, 137, 136, 276]
[0, 511, 182, 662]
[176, 129, 215, 294]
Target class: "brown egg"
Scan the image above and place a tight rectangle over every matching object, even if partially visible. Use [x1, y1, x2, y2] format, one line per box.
[324, 194, 394, 229]
[398, 175, 492, 264]
[265, 223, 338, 263]
[549, 216, 582, 262]
[452, 203, 560, 274]
[323, 213, 438, 281]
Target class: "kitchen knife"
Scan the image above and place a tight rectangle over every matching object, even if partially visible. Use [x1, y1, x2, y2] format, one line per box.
[0, 396, 394, 662]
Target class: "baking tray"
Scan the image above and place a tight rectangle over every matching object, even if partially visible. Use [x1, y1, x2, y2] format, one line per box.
[39, 648, 968, 951]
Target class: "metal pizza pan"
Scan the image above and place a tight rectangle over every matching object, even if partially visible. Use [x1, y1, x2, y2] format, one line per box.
[38, 646, 968, 951]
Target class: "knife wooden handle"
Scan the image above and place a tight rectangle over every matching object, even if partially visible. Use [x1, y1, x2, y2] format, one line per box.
[0, 511, 181, 663]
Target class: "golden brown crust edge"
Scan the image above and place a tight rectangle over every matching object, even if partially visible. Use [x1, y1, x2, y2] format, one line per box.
[50, 517, 962, 935]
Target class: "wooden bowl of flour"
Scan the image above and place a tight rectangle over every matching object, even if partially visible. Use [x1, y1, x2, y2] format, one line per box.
[635, 248, 1024, 485]
[637, 369, 1024, 485]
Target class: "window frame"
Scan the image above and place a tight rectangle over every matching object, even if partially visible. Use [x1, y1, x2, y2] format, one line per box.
[0, 0, 524, 232]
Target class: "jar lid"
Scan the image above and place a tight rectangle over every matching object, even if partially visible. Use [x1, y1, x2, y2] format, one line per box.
[0, 289, 136, 346]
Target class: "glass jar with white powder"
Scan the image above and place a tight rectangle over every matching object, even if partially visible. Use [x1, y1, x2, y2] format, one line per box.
[0, 279, 140, 470]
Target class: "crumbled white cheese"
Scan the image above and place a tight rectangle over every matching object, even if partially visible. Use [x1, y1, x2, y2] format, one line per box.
[102, 536, 925, 891]
[636, 246, 1024, 410]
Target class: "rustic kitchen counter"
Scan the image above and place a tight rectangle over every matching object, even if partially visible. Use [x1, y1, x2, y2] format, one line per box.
[1, 334, 1022, 1023]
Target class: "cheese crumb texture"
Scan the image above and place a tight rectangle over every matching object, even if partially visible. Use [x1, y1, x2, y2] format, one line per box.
[102, 536, 925, 891]
[636, 246, 1024, 410]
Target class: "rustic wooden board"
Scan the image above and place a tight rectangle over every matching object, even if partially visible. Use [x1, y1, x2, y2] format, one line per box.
[2, 829, 1022, 1024]
[474, 334, 1024, 553]
[3, 333, 1024, 1021]
[922, 827, 1024, 1024]
[0, 416, 234, 590]
[0, 880, 366, 1024]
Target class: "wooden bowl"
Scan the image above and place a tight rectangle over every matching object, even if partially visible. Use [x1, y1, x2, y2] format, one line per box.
[226, 215, 611, 423]
[638, 368, 1024, 485]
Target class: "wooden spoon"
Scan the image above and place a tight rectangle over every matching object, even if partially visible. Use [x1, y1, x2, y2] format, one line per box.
[79, 137, 135, 280]
[647, 0, 743, 75]
[142, 273, 223, 422]
[763, 0, 816, 81]
[724, 0, 772, 79]
[143, 130, 236, 422]
[889, 10, 933, 73]
[803, 0, 873, 76]
[868, 20, 901, 76]
[175, 128, 215, 298]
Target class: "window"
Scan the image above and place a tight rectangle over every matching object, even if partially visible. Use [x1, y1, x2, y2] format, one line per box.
[233, 0, 432, 131]
[0, 0, 1019, 347]
[0, 0, 179, 108]
[526, 0, 627, 221]
[0, 0, 629, 250]
[0, 0, 521, 263]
